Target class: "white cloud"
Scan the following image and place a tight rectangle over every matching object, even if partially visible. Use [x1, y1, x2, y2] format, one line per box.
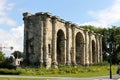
[81, 0, 120, 28]
[0, 25, 24, 56]
[0, 0, 16, 26]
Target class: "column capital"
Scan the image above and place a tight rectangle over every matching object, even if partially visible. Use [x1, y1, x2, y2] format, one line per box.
[65, 21, 72, 26]
[23, 12, 32, 17]
[23, 12, 33, 21]
[52, 16, 59, 23]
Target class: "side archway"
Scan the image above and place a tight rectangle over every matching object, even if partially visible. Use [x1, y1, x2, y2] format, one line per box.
[75, 32, 84, 65]
[56, 29, 65, 64]
[92, 40, 96, 63]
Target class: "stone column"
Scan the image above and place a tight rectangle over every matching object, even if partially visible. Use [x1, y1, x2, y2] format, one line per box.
[43, 13, 49, 67]
[35, 13, 44, 67]
[71, 24, 76, 67]
[95, 34, 99, 63]
[84, 30, 89, 66]
[65, 22, 71, 66]
[51, 16, 58, 68]
[99, 35, 103, 62]
[40, 15, 44, 66]
[23, 12, 32, 65]
[88, 31, 92, 64]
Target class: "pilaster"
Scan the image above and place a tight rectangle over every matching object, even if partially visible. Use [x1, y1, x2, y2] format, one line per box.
[51, 16, 58, 68]
[65, 21, 71, 66]
[88, 31, 92, 64]
[23, 12, 32, 65]
[42, 13, 51, 68]
[99, 35, 103, 62]
[35, 12, 44, 67]
[84, 29, 89, 65]
[95, 34, 99, 63]
[71, 24, 77, 67]
[96, 34, 100, 62]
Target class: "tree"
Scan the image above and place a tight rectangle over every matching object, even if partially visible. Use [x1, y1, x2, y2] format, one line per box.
[80, 25, 120, 64]
[12, 51, 23, 59]
[0, 51, 5, 64]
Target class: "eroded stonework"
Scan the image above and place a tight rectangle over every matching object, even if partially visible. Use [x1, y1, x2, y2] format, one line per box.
[23, 12, 102, 68]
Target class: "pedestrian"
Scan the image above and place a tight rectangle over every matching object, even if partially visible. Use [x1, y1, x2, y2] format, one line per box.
[117, 62, 120, 74]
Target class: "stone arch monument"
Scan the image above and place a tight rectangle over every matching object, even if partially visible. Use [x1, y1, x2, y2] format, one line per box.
[23, 12, 102, 68]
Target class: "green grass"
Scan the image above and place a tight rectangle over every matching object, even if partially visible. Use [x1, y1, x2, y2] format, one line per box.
[17, 65, 118, 77]
[0, 78, 54, 80]
[0, 65, 118, 78]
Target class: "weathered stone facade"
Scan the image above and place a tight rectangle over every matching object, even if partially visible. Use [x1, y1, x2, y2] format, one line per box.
[23, 12, 102, 68]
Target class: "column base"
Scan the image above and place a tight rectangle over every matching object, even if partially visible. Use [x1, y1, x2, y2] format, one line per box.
[72, 62, 77, 68]
[52, 61, 58, 68]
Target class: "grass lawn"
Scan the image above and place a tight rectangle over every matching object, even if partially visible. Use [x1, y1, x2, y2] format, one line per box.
[0, 64, 118, 78]
[15, 65, 118, 78]
[0, 78, 54, 80]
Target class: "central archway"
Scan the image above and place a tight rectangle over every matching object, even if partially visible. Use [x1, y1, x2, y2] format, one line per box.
[75, 32, 84, 65]
[56, 29, 65, 64]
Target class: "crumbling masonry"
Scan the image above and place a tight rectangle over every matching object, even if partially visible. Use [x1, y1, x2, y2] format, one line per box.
[23, 12, 102, 68]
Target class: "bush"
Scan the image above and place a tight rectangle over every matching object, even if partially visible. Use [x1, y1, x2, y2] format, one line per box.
[0, 61, 16, 69]
[0, 69, 21, 75]
[92, 61, 109, 66]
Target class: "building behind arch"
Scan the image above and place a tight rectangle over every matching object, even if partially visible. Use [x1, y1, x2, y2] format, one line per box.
[23, 12, 103, 68]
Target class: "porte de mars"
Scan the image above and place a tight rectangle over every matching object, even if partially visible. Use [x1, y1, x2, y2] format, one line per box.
[23, 12, 102, 68]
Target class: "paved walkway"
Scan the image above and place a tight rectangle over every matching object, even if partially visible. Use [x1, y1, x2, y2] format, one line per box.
[0, 75, 120, 80]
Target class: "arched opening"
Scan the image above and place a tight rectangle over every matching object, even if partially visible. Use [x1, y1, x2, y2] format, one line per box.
[57, 29, 65, 64]
[92, 40, 96, 63]
[75, 32, 84, 64]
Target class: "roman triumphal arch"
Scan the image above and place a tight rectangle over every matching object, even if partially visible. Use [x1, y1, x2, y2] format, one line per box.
[23, 12, 103, 68]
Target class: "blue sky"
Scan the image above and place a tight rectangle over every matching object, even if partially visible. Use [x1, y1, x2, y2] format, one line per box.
[0, 0, 120, 56]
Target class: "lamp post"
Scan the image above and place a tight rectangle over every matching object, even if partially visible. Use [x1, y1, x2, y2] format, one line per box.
[107, 28, 112, 79]
[107, 42, 112, 79]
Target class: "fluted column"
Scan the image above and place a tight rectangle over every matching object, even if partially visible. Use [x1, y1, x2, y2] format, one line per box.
[36, 13, 44, 67]
[40, 16, 44, 66]
[84, 30, 89, 65]
[23, 12, 32, 65]
[51, 16, 58, 68]
[95, 34, 99, 63]
[71, 25, 76, 67]
[43, 14, 49, 67]
[65, 22, 71, 66]
[88, 31, 92, 64]
[99, 35, 103, 62]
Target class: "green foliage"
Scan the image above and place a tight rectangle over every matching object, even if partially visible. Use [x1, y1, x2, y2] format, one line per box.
[14, 65, 117, 77]
[92, 61, 109, 66]
[0, 55, 16, 69]
[0, 68, 21, 75]
[80, 25, 120, 64]
[12, 51, 23, 59]
[0, 65, 118, 77]
[0, 78, 48, 80]
[0, 51, 5, 64]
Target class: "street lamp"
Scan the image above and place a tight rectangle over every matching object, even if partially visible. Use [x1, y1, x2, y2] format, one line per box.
[107, 28, 113, 79]
[107, 42, 112, 79]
